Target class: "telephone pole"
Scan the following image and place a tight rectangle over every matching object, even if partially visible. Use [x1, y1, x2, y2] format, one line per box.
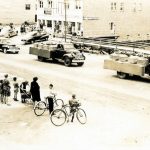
[64, 0, 67, 42]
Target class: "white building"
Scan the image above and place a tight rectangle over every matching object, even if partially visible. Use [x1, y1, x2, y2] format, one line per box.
[83, 0, 150, 40]
[0, 0, 36, 24]
[36, 0, 83, 35]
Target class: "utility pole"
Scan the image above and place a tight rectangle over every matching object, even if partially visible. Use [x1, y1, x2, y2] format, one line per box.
[64, 0, 67, 42]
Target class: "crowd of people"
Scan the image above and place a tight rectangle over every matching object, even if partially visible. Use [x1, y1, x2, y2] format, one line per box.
[0, 74, 80, 122]
[0, 74, 41, 106]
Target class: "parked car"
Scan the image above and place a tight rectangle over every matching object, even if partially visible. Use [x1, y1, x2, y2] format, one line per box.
[29, 42, 85, 66]
[21, 31, 49, 44]
[0, 38, 20, 54]
[0, 27, 18, 38]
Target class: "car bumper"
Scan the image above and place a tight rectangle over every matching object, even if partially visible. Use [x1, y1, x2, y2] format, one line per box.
[7, 49, 19, 53]
[72, 59, 85, 63]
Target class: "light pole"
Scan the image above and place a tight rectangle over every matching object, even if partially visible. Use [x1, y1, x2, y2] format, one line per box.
[64, 0, 68, 42]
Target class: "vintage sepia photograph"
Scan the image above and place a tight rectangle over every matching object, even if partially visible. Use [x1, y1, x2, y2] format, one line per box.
[0, 0, 150, 150]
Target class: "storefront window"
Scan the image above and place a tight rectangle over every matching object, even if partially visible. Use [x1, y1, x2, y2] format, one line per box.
[25, 4, 31, 10]
[47, 20, 52, 27]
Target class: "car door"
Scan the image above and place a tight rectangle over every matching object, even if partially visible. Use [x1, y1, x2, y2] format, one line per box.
[51, 44, 64, 59]
[56, 44, 66, 59]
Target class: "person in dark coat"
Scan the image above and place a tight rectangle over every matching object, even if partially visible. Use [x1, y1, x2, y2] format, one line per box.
[30, 77, 41, 103]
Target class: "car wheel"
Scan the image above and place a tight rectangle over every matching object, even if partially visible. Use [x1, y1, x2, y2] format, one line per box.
[3, 48, 7, 54]
[38, 56, 45, 61]
[64, 57, 71, 67]
[117, 71, 128, 79]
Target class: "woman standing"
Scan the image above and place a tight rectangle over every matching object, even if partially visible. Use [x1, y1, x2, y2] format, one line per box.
[30, 77, 41, 104]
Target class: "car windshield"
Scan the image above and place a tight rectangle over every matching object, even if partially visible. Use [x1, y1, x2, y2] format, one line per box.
[24, 31, 37, 38]
[63, 44, 75, 49]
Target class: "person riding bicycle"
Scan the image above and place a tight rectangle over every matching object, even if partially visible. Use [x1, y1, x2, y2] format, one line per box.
[69, 94, 79, 122]
[46, 84, 56, 114]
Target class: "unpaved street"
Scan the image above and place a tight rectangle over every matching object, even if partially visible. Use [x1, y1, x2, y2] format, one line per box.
[0, 42, 150, 150]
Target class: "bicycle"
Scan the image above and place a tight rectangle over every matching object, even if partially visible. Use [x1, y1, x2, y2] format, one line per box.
[34, 94, 64, 116]
[50, 103, 87, 126]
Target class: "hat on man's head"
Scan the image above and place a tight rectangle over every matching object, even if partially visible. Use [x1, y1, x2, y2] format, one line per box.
[33, 77, 38, 81]
[4, 74, 8, 78]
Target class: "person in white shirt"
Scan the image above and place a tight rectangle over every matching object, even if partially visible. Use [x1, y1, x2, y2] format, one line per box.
[46, 84, 56, 114]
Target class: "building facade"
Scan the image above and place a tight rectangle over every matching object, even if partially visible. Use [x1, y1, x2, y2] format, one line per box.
[0, 0, 36, 24]
[36, 0, 83, 35]
[83, 0, 150, 40]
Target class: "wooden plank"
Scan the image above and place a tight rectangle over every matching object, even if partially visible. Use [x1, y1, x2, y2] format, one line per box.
[29, 47, 40, 55]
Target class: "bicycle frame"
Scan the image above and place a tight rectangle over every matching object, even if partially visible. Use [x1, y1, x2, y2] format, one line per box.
[61, 104, 80, 118]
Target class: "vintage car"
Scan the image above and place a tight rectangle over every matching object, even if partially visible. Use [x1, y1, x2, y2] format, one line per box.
[29, 42, 85, 66]
[21, 31, 49, 44]
[0, 38, 20, 54]
[0, 27, 18, 38]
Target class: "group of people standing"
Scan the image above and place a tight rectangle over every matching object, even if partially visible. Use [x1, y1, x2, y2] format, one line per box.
[0, 74, 41, 105]
[0, 74, 79, 122]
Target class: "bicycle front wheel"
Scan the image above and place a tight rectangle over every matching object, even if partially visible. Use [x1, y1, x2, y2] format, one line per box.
[76, 108, 87, 124]
[34, 101, 47, 116]
[50, 109, 66, 126]
[55, 99, 64, 108]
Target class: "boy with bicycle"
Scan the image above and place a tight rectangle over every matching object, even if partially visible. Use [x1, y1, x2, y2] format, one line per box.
[69, 94, 79, 122]
[47, 84, 56, 114]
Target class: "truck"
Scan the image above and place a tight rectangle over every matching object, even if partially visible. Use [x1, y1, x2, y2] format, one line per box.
[29, 42, 85, 67]
[104, 49, 150, 79]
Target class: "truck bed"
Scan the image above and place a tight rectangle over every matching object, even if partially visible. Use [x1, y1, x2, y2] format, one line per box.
[104, 59, 145, 76]
[29, 46, 56, 59]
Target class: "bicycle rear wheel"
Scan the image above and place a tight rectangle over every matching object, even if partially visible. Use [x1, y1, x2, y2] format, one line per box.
[50, 109, 66, 126]
[34, 101, 47, 116]
[76, 108, 87, 124]
[55, 99, 64, 108]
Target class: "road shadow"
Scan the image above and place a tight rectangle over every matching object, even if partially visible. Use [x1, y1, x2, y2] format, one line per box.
[34, 59, 81, 67]
[113, 74, 150, 84]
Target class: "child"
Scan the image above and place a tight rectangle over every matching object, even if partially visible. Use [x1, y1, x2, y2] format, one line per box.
[3, 80, 11, 105]
[69, 94, 79, 122]
[20, 81, 29, 103]
[47, 84, 56, 114]
[13, 77, 19, 101]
